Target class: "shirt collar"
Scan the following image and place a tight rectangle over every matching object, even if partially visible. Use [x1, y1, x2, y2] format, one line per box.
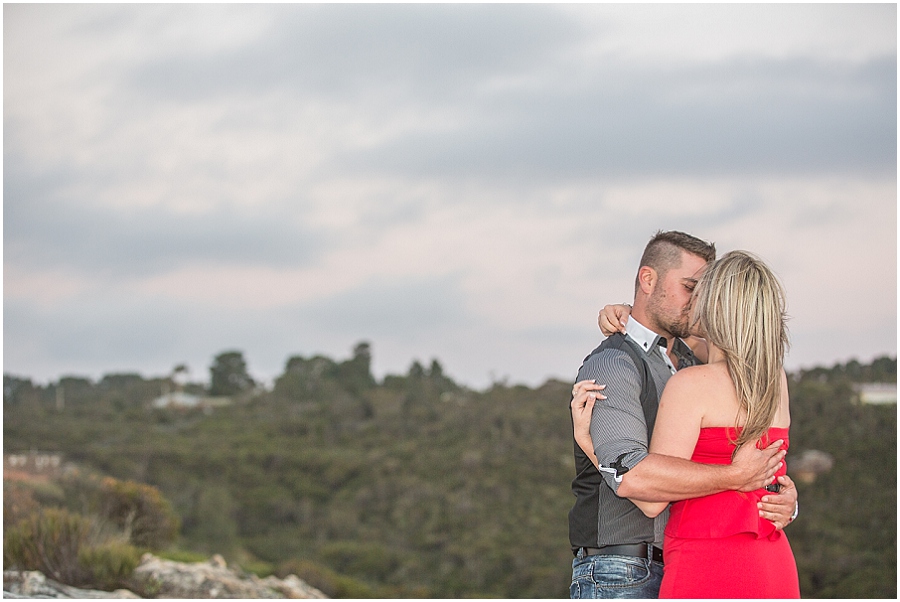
[624, 316, 668, 355]
[624, 316, 698, 374]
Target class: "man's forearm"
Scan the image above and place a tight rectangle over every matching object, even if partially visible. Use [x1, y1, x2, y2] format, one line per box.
[616, 453, 739, 502]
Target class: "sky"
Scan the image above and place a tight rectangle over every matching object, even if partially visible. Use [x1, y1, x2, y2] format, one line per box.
[3, 3, 897, 390]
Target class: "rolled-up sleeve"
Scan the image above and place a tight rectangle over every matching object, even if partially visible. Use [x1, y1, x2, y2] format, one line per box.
[576, 348, 648, 494]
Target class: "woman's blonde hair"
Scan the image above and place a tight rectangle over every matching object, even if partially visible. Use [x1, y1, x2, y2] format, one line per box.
[691, 250, 790, 448]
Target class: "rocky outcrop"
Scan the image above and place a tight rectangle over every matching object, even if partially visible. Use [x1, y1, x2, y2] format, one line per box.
[130, 553, 327, 598]
[2, 570, 140, 598]
[3, 554, 327, 599]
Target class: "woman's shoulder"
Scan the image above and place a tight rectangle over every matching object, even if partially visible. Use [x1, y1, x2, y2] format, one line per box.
[661, 362, 734, 411]
[669, 361, 730, 389]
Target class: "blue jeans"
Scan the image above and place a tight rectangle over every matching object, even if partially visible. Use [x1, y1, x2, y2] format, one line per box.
[570, 548, 664, 599]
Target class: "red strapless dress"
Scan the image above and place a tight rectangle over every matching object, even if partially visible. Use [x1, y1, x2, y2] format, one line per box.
[659, 427, 800, 599]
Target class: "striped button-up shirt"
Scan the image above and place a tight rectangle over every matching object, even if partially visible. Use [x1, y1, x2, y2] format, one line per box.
[577, 316, 698, 546]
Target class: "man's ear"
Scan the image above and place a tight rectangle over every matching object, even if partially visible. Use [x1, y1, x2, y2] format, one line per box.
[637, 266, 657, 295]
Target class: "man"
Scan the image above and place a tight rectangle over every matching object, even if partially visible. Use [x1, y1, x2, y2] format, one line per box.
[568, 230, 798, 598]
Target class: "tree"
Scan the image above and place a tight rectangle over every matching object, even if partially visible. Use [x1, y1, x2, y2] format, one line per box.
[209, 351, 255, 396]
[335, 342, 376, 395]
[4, 375, 35, 405]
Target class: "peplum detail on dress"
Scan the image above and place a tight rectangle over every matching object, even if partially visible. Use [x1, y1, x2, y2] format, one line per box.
[664, 427, 789, 541]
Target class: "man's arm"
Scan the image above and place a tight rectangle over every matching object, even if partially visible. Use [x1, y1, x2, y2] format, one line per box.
[616, 443, 785, 503]
[571, 376, 779, 501]
[616, 368, 785, 514]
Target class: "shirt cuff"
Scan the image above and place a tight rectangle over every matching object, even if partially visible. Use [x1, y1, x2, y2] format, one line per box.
[597, 448, 648, 493]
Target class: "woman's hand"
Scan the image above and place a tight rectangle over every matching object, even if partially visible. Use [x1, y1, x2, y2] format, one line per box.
[598, 304, 632, 337]
[571, 380, 606, 465]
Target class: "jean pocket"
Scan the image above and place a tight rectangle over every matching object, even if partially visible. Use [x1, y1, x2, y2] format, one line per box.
[592, 556, 651, 588]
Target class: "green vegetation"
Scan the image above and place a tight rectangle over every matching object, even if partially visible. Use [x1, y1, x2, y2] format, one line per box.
[2, 470, 179, 591]
[4, 348, 896, 598]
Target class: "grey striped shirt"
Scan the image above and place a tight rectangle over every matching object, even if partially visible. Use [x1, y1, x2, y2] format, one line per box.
[577, 317, 698, 546]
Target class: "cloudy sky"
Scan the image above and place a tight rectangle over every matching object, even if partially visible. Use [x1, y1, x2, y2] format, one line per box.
[4, 4, 896, 389]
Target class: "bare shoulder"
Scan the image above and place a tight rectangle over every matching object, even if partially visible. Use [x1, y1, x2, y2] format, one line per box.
[659, 363, 732, 418]
[774, 368, 792, 427]
[665, 362, 729, 393]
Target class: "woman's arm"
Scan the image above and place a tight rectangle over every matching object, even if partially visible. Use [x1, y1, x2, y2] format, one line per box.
[630, 369, 706, 517]
[571, 380, 606, 465]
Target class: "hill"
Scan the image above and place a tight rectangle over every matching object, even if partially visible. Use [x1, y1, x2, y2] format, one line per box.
[4, 347, 896, 597]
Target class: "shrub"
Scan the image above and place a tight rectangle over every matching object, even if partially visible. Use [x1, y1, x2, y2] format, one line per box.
[98, 477, 179, 549]
[3, 482, 40, 529]
[5, 508, 93, 584]
[77, 539, 140, 590]
[4, 507, 141, 590]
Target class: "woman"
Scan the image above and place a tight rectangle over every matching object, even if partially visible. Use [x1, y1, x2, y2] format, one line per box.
[574, 251, 800, 598]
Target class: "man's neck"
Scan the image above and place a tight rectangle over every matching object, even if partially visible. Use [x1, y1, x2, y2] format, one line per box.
[629, 309, 679, 366]
[631, 309, 676, 349]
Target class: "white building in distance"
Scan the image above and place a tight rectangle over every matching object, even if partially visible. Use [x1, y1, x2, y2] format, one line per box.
[853, 383, 897, 405]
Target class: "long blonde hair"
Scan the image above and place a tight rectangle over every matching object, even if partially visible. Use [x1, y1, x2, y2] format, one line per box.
[691, 251, 789, 447]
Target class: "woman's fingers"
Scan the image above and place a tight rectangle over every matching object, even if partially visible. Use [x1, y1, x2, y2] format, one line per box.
[571, 380, 607, 397]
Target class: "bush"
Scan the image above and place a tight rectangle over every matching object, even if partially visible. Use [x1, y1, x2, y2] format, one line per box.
[98, 477, 179, 549]
[78, 539, 140, 590]
[4, 507, 139, 589]
[3, 482, 40, 529]
[5, 508, 93, 584]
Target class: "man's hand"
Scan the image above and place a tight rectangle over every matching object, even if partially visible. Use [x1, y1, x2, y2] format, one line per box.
[598, 304, 632, 337]
[758, 474, 798, 530]
[730, 439, 786, 492]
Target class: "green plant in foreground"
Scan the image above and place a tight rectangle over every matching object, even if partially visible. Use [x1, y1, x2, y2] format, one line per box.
[78, 539, 140, 590]
[4, 507, 139, 590]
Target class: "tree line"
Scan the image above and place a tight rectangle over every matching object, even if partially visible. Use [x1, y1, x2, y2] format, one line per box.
[3, 346, 896, 598]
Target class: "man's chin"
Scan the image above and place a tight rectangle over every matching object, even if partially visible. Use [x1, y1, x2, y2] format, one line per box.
[668, 325, 692, 339]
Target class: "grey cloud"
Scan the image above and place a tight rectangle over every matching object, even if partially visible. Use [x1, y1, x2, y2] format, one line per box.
[3, 159, 325, 276]
[121, 4, 580, 105]
[99, 5, 897, 183]
[4, 3, 896, 388]
[336, 55, 896, 182]
[3, 294, 194, 372]
[282, 272, 471, 338]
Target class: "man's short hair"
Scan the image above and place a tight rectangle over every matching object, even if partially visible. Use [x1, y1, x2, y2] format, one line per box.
[635, 230, 716, 291]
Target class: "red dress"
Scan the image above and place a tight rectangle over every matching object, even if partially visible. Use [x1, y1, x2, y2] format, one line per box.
[659, 427, 800, 599]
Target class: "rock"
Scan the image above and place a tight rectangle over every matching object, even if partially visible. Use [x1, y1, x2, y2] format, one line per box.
[792, 449, 835, 483]
[3, 570, 140, 598]
[4, 555, 327, 599]
[129, 554, 327, 598]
